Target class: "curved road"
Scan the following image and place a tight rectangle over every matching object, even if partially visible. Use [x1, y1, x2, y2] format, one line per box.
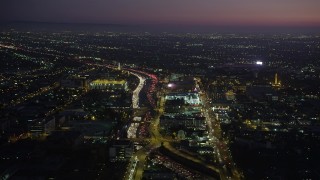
[87, 63, 232, 179]
[130, 72, 146, 109]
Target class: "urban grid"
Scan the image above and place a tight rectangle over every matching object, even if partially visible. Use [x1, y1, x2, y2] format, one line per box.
[1, 1, 320, 179]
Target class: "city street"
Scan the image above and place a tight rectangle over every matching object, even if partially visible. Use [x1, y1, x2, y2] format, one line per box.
[196, 78, 241, 180]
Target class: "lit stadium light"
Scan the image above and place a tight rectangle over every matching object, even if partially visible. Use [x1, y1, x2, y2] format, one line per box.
[256, 61, 263, 65]
[167, 83, 174, 88]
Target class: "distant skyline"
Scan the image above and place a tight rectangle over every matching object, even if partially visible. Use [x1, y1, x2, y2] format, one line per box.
[1, 0, 320, 30]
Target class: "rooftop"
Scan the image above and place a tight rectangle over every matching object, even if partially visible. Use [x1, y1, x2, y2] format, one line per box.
[90, 79, 126, 85]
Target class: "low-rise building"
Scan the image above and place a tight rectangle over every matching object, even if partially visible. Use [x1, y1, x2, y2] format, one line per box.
[165, 92, 200, 105]
[109, 140, 134, 162]
[160, 115, 206, 131]
[29, 116, 56, 136]
[90, 79, 128, 91]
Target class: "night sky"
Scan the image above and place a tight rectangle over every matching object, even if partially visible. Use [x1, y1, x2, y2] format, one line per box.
[1, 0, 320, 27]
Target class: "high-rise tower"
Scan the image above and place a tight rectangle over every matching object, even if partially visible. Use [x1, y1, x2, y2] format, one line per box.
[272, 73, 281, 88]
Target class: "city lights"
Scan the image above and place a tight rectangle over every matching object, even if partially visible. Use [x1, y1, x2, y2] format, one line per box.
[1, 28, 319, 180]
[256, 61, 263, 65]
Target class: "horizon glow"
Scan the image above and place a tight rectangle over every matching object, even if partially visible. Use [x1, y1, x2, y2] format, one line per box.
[1, 0, 320, 28]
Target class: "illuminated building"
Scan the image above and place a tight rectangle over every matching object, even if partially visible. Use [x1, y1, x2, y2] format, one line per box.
[160, 115, 206, 131]
[89, 79, 128, 91]
[165, 93, 200, 105]
[225, 90, 236, 101]
[272, 73, 281, 88]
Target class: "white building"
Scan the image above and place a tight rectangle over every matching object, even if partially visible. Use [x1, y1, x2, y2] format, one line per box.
[165, 93, 201, 105]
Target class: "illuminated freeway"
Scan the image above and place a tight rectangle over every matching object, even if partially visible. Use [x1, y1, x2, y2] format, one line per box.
[128, 73, 226, 180]
[132, 91, 164, 180]
[130, 72, 146, 109]
[132, 83, 223, 180]
[90, 63, 227, 179]
[95, 64, 160, 180]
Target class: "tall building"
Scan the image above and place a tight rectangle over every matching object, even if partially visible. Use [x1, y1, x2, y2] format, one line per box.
[272, 73, 281, 88]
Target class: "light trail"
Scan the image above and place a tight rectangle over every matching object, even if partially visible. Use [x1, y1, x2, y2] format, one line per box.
[130, 72, 146, 109]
